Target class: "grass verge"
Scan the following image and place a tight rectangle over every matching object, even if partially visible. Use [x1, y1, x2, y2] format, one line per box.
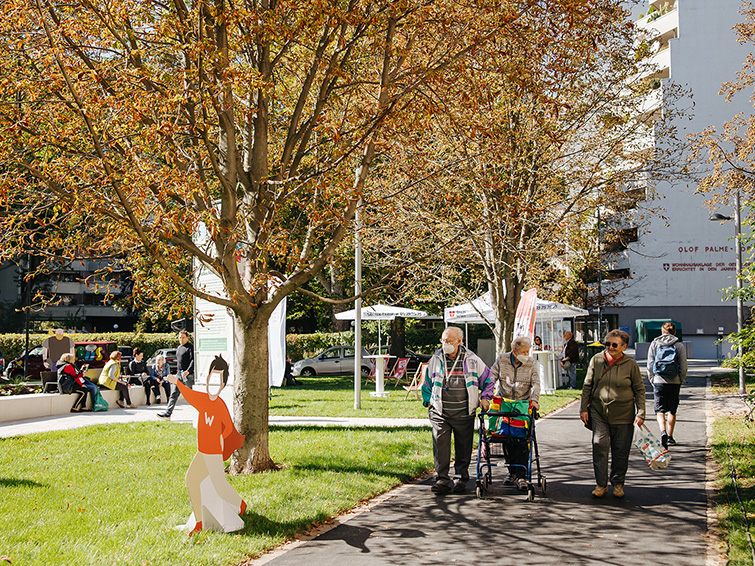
[0, 422, 433, 566]
[270, 375, 582, 419]
[711, 416, 755, 566]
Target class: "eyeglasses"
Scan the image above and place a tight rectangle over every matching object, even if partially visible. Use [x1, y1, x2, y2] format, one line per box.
[440, 339, 458, 345]
[606, 341, 623, 348]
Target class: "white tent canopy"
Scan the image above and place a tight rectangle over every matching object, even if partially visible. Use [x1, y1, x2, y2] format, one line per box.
[444, 293, 589, 325]
[335, 304, 432, 321]
[336, 304, 433, 352]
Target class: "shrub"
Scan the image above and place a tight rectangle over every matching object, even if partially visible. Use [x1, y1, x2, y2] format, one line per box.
[0, 332, 178, 361]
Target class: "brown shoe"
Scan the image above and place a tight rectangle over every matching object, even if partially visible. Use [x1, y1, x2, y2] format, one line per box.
[612, 484, 624, 498]
[116, 400, 126, 408]
[592, 485, 608, 498]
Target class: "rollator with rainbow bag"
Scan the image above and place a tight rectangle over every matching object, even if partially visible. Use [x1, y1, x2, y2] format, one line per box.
[475, 396, 545, 501]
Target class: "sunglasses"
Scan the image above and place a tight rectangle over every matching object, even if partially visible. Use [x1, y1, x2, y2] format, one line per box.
[606, 341, 623, 348]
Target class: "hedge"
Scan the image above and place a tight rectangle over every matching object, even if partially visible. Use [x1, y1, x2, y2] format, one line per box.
[0, 332, 178, 362]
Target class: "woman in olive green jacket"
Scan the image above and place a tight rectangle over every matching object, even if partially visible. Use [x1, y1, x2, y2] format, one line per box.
[580, 329, 645, 499]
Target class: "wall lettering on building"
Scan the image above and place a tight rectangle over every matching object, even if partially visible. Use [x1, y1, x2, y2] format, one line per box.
[662, 261, 735, 272]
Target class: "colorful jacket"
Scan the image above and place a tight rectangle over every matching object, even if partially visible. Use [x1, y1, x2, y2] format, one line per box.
[57, 362, 85, 394]
[580, 352, 646, 425]
[491, 353, 540, 404]
[422, 345, 494, 415]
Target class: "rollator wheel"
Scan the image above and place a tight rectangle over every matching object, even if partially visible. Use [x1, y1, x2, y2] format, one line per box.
[476, 484, 485, 499]
[527, 485, 535, 502]
[540, 476, 547, 495]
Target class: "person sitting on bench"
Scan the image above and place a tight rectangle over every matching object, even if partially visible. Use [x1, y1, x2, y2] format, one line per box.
[57, 353, 95, 412]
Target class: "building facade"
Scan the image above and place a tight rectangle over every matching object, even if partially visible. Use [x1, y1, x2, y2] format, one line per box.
[603, 0, 752, 358]
[0, 259, 135, 332]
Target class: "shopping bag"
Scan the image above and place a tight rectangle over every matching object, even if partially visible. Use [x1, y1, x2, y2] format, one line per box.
[488, 397, 531, 439]
[634, 424, 670, 470]
[93, 389, 109, 412]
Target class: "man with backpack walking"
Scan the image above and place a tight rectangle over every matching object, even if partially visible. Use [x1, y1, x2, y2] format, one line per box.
[646, 322, 688, 449]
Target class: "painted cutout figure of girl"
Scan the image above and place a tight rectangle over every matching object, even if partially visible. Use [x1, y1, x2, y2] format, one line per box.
[167, 355, 246, 535]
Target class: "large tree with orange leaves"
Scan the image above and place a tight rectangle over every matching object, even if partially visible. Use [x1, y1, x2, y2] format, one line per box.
[0, 0, 559, 472]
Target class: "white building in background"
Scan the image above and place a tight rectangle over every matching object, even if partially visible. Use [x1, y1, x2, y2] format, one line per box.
[601, 0, 752, 359]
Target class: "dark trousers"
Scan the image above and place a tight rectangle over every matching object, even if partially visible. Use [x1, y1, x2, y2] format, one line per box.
[165, 375, 192, 416]
[115, 382, 132, 405]
[429, 409, 476, 486]
[83, 380, 98, 408]
[504, 439, 530, 477]
[70, 383, 88, 410]
[592, 414, 634, 487]
[142, 377, 169, 403]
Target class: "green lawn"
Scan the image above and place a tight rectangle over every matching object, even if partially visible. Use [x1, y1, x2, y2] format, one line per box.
[0, 422, 434, 566]
[710, 370, 755, 565]
[0, 373, 581, 566]
[711, 416, 755, 566]
[270, 375, 581, 418]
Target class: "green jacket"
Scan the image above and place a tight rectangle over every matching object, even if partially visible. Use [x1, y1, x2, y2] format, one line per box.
[580, 352, 645, 425]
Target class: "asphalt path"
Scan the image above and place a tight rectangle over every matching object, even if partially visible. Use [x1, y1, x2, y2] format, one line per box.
[254, 373, 712, 566]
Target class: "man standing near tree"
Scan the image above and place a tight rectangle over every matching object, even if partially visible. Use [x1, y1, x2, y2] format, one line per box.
[560, 331, 580, 389]
[158, 330, 195, 420]
[646, 322, 687, 449]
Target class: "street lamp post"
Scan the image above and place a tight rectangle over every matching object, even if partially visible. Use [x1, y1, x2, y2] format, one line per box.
[710, 189, 746, 394]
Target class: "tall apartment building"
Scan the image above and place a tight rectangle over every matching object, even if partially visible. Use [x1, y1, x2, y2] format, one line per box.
[0, 259, 135, 332]
[601, 0, 752, 358]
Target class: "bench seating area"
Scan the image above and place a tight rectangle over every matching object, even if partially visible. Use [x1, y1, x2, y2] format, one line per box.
[0, 386, 165, 423]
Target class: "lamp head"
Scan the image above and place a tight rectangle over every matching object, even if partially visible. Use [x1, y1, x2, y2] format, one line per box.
[710, 213, 732, 222]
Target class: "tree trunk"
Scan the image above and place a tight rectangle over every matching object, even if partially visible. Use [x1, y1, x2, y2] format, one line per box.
[229, 312, 276, 473]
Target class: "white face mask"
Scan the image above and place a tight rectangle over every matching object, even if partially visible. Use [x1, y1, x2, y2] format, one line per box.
[442, 343, 456, 355]
[516, 354, 530, 363]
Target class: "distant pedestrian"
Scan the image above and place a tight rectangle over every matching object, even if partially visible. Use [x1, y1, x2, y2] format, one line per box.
[158, 330, 194, 420]
[580, 329, 645, 499]
[422, 326, 495, 495]
[647, 322, 687, 449]
[560, 331, 579, 389]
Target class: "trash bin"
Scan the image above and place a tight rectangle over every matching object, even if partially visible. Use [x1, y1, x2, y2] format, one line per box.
[585, 341, 604, 365]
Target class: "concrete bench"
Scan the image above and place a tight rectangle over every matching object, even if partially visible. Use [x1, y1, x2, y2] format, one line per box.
[0, 385, 165, 423]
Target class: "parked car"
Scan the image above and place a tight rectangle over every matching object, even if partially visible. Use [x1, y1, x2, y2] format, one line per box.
[4, 341, 118, 381]
[145, 348, 178, 373]
[292, 346, 374, 377]
[368, 346, 431, 374]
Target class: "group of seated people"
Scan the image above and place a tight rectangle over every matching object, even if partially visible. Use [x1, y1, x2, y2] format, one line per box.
[56, 348, 173, 413]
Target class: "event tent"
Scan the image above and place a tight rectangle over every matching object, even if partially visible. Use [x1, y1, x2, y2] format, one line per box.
[335, 304, 434, 351]
[444, 293, 589, 325]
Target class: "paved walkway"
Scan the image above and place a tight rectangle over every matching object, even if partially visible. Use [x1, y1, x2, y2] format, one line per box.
[0, 360, 733, 566]
[251, 360, 726, 566]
